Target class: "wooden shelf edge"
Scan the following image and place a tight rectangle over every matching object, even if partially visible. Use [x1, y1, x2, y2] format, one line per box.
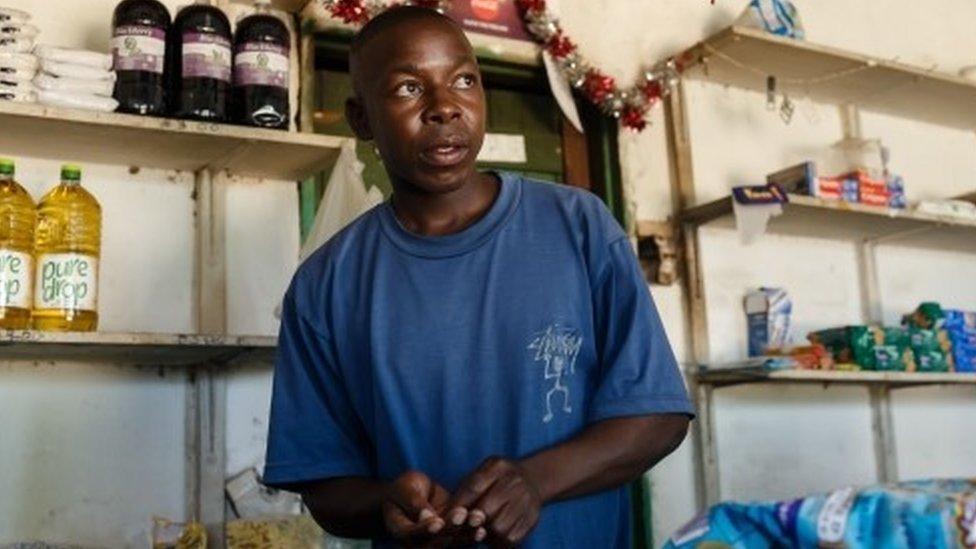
[692, 367, 976, 386]
[0, 330, 277, 348]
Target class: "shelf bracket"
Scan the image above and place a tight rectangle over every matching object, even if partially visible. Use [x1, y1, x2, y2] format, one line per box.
[869, 385, 898, 484]
[185, 362, 228, 547]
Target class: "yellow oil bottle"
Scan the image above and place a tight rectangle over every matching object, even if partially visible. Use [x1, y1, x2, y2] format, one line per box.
[0, 158, 36, 330]
[33, 164, 101, 332]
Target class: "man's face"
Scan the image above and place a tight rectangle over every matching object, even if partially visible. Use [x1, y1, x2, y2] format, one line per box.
[349, 17, 487, 194]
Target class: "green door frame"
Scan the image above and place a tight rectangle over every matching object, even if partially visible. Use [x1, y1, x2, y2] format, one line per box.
[304, 30, 648, 549]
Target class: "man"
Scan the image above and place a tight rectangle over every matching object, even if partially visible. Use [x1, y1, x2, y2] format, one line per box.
[264, 6, 694, 547]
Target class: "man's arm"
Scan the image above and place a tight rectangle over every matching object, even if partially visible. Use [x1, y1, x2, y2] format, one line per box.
[447, 414, 690, 546]
[294, 471, 452, 543]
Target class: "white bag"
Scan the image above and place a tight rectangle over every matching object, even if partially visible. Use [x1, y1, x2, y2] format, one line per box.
[35, 45, 113, 71]
[38, 89, 118, 112]
[34, 72, 114, 96]
[0, 65, 35, 83]
[40, 59, 116, 81]
[0, 7, 30, 24]
[0, 52, 37, 71]
[299, 139, 383, 262]
[0, 37, 33, 53]
[0, 23, 38, 39]
[274, 140, 383, 319]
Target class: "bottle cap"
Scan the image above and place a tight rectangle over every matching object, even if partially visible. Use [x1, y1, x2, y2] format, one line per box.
[0, 158, 14, 176]
[61, 164, 82, 181]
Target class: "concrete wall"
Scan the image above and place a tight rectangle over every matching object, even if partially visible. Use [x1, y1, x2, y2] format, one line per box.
[2, 1, 975, 547]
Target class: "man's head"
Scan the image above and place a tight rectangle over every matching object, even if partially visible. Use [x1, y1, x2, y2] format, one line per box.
[346, 6, 486, 194]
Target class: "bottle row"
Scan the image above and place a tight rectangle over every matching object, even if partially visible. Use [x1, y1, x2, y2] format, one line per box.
[0, 159, 102, 332]
[113, 0, 291, 128]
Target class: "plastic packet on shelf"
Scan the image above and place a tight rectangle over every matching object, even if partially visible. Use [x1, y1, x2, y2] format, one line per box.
[151, 517, 207, 549]
[37, 89, 118, 112]
[34, 73, 113, 97]
[0, 23, 38, 39]
[0, 65, 35, 83]
[35, 45, 113, 71]
[0, 52, 37, 71]
[39, 59, 115, 81]
[0, 7, 31, 24]
[0, 37, 34, 53]
[0, 86, 34, 102]
[734, 0, 804, 39]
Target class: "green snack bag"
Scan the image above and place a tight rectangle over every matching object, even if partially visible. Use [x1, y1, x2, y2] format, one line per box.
[874, 345, 907, 371]
[915, 350, 951, 373]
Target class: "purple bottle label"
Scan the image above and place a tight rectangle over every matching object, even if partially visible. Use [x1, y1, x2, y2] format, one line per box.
[234, 42, 289, 88]
[182, 32, 231, 82]
[113, 25, 166, 73]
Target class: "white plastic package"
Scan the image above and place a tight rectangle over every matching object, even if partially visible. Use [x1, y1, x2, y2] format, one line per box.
[40, 59, 115, 81]
[0, 7, 30, 24]
[299, 140, 384, 262]
[0, 86, 35, 103]
[0, 79, 35, 93]
[34, 72, 114, 96]
[0, 23, 38, 38]
[37, 89, 118, 112]
[0, 65, 36, 83]
[735, 0, 805, 39]
[0, 52, 37, 71]
[0, 37, 34, 53]
[35, 45, 113, 71]
[274, 140, 383, 319]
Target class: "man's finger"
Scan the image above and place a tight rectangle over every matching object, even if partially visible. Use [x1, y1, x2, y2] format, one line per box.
[450, 458, 507, 509]
[384, 503, 445, 540]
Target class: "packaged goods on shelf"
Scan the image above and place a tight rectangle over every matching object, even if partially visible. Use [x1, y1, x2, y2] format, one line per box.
[744, 287, 791, 357]
[807, 325, 915, 371]
[37, 89, 118, 112]
[0, 7, 30, 24]
[232, 0, 291, 129]
[112, 0, 171, 116]
[34, 73, 114, 96]
[35, 45, 112, 70]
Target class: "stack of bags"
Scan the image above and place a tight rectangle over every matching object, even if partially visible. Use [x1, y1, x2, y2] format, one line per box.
[944, 309, 976, 373]
[0, 6, 39, 104]
[34, 45, 116, 112]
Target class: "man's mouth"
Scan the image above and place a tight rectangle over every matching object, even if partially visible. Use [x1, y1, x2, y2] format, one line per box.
[420, 138, 470, 168]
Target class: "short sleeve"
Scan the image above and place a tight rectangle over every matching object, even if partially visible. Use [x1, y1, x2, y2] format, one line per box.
[262, 290, 373, 488]
[587, 237, 695, 423]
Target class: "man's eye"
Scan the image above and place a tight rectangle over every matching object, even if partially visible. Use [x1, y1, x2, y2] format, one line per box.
[394, 82, 422, 97]
[453, 74, 476, 89]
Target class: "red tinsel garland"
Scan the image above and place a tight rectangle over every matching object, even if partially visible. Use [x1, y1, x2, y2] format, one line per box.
[318, 0, 692, 131]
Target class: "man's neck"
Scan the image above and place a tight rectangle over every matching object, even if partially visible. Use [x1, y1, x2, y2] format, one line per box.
[390, 172, 500, 237]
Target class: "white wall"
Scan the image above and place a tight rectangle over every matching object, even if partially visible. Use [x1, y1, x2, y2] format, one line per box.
[4, 1, 976, 547]
[555, 0, 976, 545]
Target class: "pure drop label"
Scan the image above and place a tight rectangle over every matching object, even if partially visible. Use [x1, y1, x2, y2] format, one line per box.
[0, 249, 31, 308]
[35, 253, 98, 311]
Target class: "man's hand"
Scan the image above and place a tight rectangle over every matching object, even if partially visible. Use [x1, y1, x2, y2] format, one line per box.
[446, 457, 543, 547]
[382, 470, 452, 547]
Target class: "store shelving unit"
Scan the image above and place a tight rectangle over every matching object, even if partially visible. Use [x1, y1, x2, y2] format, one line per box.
[650, 25, 976, 510]
[0, 88, 348, 545]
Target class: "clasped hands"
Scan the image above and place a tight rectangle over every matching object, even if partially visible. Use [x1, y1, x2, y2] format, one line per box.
[382, 457, 543, 548]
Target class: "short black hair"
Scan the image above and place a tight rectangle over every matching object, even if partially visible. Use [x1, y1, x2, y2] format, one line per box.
[348, 5, 469, 94]
[350, 5, 459, 58]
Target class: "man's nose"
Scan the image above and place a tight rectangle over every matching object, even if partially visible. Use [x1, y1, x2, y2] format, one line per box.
[422, 88, 462, 124]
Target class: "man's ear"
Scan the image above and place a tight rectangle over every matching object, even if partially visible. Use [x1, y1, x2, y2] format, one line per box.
[345, 97, 373, 141]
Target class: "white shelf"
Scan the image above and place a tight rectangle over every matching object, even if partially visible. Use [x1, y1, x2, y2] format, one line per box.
[0, 330, 276, 366]
[681, 26, 976, 130]
[672, 193, 976, 251]
[694, 367, 976, 388]
[0, 102, 350, 180]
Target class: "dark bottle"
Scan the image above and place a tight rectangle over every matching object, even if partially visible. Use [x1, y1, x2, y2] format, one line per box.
[171, 0, 232, 121]
[112, 0, 171, 115]
[232, 0, 290, 129]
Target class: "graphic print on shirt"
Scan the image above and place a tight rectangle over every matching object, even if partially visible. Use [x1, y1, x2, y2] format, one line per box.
[528, 324, 583, 423]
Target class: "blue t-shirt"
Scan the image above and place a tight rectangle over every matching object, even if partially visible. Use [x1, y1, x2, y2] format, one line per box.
[264, 172, 694, 548]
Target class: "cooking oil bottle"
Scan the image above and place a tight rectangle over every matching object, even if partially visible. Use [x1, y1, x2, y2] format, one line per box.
[0, 158, 36, 329]
[33, 164, 101, 332]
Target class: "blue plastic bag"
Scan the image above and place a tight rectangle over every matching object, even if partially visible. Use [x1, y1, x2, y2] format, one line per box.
[736, 0, 805, 39]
